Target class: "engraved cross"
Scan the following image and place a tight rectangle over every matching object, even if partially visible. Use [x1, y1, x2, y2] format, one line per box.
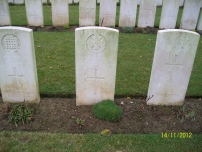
[9, 67, 23, 89]
[87, 69, 104, 94]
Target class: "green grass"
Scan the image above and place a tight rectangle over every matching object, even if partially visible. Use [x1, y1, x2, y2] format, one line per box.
[9, 5, 183, 28]
[0, 131, 202, 152]
[33, 32, 202, 97]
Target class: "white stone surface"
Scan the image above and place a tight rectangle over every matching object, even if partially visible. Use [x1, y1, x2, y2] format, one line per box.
[51, 0, 69, 26]
[0, 0, 11, 26]
[25, 0, 44, 26]
[99, 0, 119, 27]
[197, 9, 202, 31]
[0, 27, 40, 103]
[180, 0, 202, 30]
[159, 0, 180, 29]
[119, 0, 137, 27]
[75, 27, 119, 105]
[42, 0, 47, 3]
[147, 29, 200, 106]
[14, 0, 24, 4]
[50, 0, 72, 4]
[137, 0, 157, 28]
[180, 0, 184, 6]
[157, 0, 162, 6]
[79, 0, 96, 26]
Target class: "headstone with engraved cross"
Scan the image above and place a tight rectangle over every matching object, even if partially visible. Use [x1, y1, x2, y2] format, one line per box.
[119, 0, 138, 27]
[0, 26, 40, 103]
[25, 0, 44, 26]
[51, 0, 70, 26]
[138, 0, 157, 28]
[98, 0, 119, 27]
[79, 0, 96, 26]
[75, 27, 119, 105]
[0, 0, 11, 26]
[159, 0, 180, 29]
[147, 29, 200, 105]
[180, 0, 202, 30]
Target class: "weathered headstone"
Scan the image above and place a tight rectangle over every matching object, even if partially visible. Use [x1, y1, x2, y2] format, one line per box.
[98, 0, 119, 27]
[50, 0, 72, 4]
[79, 0, 96, 26]
[119, 0, 137, 27]
[0, 26, 40, 103]
[25, 0, 44, 26]
[51, 0, 69, 26]
[159, 0, 180, 29]
[75, 27, 119, 105]
[137, 0, 157, 28]
[180, 0, 202, 30]
[147, 29, 200, 105]
[0, 0, 11, 26]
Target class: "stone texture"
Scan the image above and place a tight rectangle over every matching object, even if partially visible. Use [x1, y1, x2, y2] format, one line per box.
[0, 0, 11, 26]
[180, 0, 202, 30]
[25, 0, 44, 26]
[98, 0, 119, 27]
[0, 27, 40, 103]
[79, 0, 96, 26]
[14, 0, 24, 4]
[147, 29, 200, 106]
[75, 27, 119, 105]
[42, 0, 47, 3]
[119, 0, 137, 27]
[197, 8, 202, 31]
[51, 0, 69, 26]
[159, 0, 180, 29]
[137, 0, 157, 28]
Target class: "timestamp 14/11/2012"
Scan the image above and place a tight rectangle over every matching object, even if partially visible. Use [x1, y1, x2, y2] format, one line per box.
[162, 132, 192, 138]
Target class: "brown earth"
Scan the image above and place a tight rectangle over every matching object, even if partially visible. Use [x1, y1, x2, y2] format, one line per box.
[0, 97, 202, 134]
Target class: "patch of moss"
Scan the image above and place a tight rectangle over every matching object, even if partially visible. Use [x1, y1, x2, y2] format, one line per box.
[92, 100, 122, 122]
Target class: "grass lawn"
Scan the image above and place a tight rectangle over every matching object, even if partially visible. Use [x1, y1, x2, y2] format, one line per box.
[1, 131, 202, 152]
[1, 4, 201, 151]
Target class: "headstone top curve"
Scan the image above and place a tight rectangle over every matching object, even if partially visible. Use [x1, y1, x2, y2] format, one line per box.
[75, 26, 119, 33]
[0, 26, 32, 32]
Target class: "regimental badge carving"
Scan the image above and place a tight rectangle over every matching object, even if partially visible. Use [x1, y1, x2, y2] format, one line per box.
[1, 34, 20, 53]
[86, 33, 107, 53]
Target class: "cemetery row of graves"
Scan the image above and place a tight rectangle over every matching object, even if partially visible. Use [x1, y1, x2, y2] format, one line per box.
[0, 26, 201, 106]
[1, 0, 202, 30]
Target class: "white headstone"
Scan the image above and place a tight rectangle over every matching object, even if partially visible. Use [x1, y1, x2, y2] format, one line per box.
[180, 0, 202, 30]
[14, 0, 24, 4]
[51, 0, 69, 26]
[119, 0, 138, 27]
[147, 29, 200, 106]
[75, 27, 119, 106]
[25, 0, 44, 26]
[137, 0, 140, 5]
[159, 0, 180, 29]
[197, 9, 202, 31]
[79, 0, 96, 26]
[137, 0, 157, 28]
[0, 27, 40, 103]
[0, 0, 11, 26]
[98, 0, 119, 27]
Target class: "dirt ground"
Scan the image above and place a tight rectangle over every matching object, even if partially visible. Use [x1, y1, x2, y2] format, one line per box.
[0, 97, 202, 134]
